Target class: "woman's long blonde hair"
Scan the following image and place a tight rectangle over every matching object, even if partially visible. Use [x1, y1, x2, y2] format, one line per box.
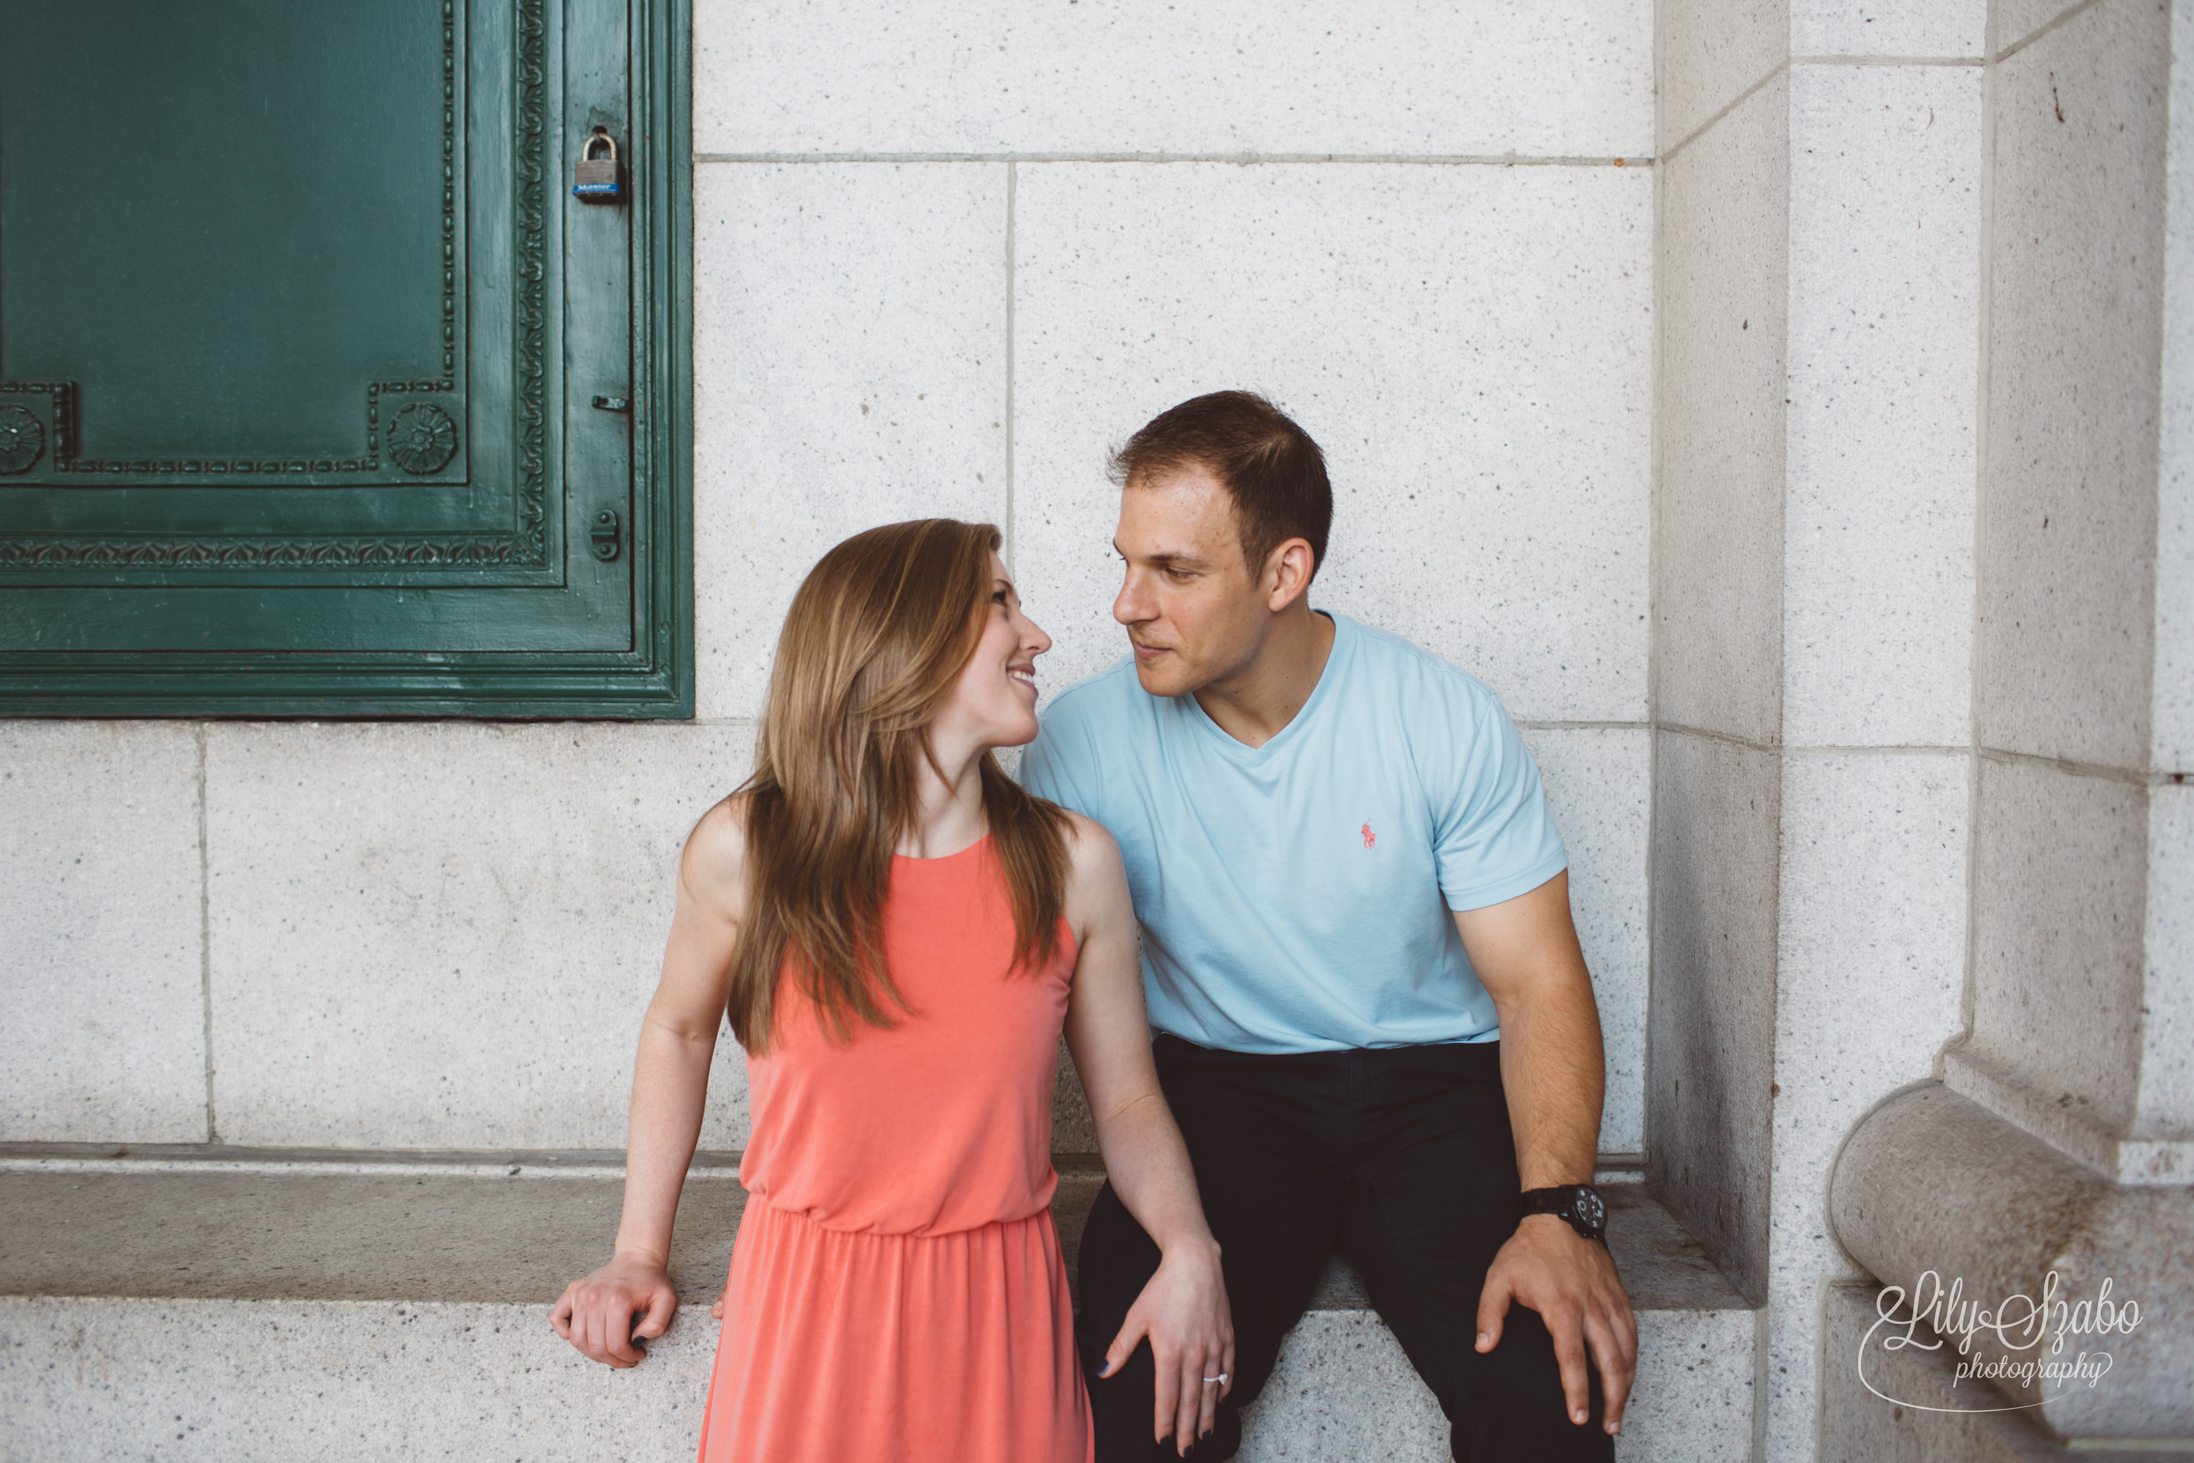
[726, 519, 1073, 1054]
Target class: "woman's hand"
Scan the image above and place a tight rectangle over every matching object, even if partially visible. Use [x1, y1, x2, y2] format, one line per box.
[1063, 816, 1239, 1455]
[550, 1250, 679, 1368]
[1097, 1239, 1236, 1457]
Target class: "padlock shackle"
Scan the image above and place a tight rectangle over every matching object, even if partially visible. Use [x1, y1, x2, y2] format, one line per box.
[583, 129, 618, 163]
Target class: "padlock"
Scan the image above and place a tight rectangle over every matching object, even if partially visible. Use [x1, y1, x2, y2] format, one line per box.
[572, 131, 623, 202]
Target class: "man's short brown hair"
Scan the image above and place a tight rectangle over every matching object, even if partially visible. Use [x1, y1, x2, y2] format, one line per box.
[1109, 390, 1332, 584]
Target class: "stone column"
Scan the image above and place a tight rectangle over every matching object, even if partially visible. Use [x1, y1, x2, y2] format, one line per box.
[1829, 0, 2194, 1451]
[1656, 2, 1985, 1459]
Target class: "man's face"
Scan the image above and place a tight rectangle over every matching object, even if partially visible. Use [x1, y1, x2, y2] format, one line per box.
[1111, 464, 1272, 698]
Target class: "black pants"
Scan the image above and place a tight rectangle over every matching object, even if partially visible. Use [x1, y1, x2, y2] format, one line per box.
[1077, 1036, 1612, 1463]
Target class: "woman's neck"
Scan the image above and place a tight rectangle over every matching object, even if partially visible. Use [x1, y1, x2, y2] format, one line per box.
[897, 729, 989, 858]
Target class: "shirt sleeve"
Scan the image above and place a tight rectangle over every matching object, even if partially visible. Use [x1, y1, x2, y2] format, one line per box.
[1429, 680, 1569, 912]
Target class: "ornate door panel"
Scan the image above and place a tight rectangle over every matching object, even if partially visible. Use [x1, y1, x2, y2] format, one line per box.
[0, 0, 691, 715]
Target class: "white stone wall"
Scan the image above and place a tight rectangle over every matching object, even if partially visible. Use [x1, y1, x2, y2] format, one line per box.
[2, 2, 1658, 1159]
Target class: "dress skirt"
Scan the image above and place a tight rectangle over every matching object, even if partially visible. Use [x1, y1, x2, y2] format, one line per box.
[697, 1198, 1093, 1463]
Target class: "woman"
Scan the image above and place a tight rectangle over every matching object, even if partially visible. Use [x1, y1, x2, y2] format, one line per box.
[552, 519, 1234, 1461]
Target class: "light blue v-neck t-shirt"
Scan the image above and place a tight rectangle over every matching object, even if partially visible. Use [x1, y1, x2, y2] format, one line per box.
[1018, 611, 1567, 1055]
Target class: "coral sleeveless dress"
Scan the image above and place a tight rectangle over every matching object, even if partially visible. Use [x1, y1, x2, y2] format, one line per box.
[697, 835, 1093, 1463]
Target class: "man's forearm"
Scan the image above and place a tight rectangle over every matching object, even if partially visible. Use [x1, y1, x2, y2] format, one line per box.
[1494, 968, 1606, 1189]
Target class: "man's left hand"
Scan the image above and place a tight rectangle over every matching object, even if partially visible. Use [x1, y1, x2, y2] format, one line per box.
[1474, 1213, 1637, 1435]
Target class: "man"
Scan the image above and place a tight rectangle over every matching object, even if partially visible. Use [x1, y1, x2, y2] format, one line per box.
[1019, 391, 1636, 1462]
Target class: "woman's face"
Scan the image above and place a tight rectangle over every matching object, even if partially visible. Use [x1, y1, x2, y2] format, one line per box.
[936, 550, 1052, 751]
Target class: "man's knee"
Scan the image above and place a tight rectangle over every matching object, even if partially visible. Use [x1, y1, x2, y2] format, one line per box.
[1449, 1305, 1614, 1463]
[1077, 1181, 1159, 1337]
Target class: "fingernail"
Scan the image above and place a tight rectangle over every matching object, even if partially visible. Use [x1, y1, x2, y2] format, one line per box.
[1574, 1409, 1589, 1424]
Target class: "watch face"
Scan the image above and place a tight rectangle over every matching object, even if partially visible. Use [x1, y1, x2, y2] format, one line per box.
[1575, 1188, 1607, 1231]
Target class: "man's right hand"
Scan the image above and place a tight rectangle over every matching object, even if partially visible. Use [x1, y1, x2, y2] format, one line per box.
[551, 1251, 679, 1368]
[1475, 1215, 1636, 1434]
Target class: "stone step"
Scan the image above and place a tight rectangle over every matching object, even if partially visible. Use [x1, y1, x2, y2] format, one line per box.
[0, 1151, 1755, 1461]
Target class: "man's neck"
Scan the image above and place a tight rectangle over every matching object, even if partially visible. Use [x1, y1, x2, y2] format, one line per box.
[1192, 605, 1336, 748]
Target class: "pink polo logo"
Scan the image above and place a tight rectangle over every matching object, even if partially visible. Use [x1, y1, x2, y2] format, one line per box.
[1361, 822, 1377, 850]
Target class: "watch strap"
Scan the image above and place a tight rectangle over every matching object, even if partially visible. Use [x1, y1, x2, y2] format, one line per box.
[1518, 1184, 1607, 1242]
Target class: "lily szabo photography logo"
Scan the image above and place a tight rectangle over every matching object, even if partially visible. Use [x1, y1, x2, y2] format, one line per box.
[1858, 1270, 2145, 1412]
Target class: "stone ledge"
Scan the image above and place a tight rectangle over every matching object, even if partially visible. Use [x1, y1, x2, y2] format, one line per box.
[0, 1154, 1747, 1315]
[0, 1154, 1755, 1462]
[1945, 1048, 2194, 1187]
[0, 1295, 1754, 1463]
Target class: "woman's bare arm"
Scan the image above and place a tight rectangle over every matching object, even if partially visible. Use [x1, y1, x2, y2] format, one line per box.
[1060, 814, 1235, 1457]
[551, 797, 746, 1367]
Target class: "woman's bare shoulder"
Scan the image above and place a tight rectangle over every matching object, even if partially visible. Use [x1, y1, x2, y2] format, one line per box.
[680, 793, 753, 912]
[1058, 808, 1125, 891]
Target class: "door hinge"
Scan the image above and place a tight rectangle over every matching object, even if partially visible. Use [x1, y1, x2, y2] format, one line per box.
[590, 509, 621, 561]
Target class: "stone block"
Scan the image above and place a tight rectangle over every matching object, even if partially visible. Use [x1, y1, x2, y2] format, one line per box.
[2135, 782, 2194, 1150]
[1648, 729, 1779, 1302]
[204, 723, 757, 1150]
[1818, 1282, 2189, 1463]
[1238, 1310, 1448, 1460]
[1660, 0, 1787, 152]
[1996, 0, 2101, 56]
[1658, 75, 1789, 745]
[1979, 0, 2169, 771]
[0, 1295, 717, 1462]
[1958, 757, 2146, 1157]
[1235, 1306, 1766, 1461]
[1766, 750, 1969, 1460]
[1784, 65, 1981, 748]
[693, 162, 1009, 720]
[1012, 161, 1653, 723]
[0, 723, 206, 1145]
[2157, 0, 2194, 773]
[1523, 727, 1651, 1154]
[1791, 0, 1986, 58]
[695, 0, 1653, 160]
[1619, 1308, 1759, 1462]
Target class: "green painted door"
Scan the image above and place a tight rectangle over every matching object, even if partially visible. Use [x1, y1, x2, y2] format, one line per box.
[0, 0, 691, 716]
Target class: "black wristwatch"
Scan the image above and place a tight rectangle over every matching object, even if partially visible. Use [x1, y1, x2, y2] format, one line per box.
[1519, 1184, 1607, 1244]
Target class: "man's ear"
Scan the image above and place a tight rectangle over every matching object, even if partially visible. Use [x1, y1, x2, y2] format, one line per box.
[1263, 538, 1316, 611]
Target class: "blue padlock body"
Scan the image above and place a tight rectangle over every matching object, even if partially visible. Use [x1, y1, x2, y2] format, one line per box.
[573, 181, 623, 199]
